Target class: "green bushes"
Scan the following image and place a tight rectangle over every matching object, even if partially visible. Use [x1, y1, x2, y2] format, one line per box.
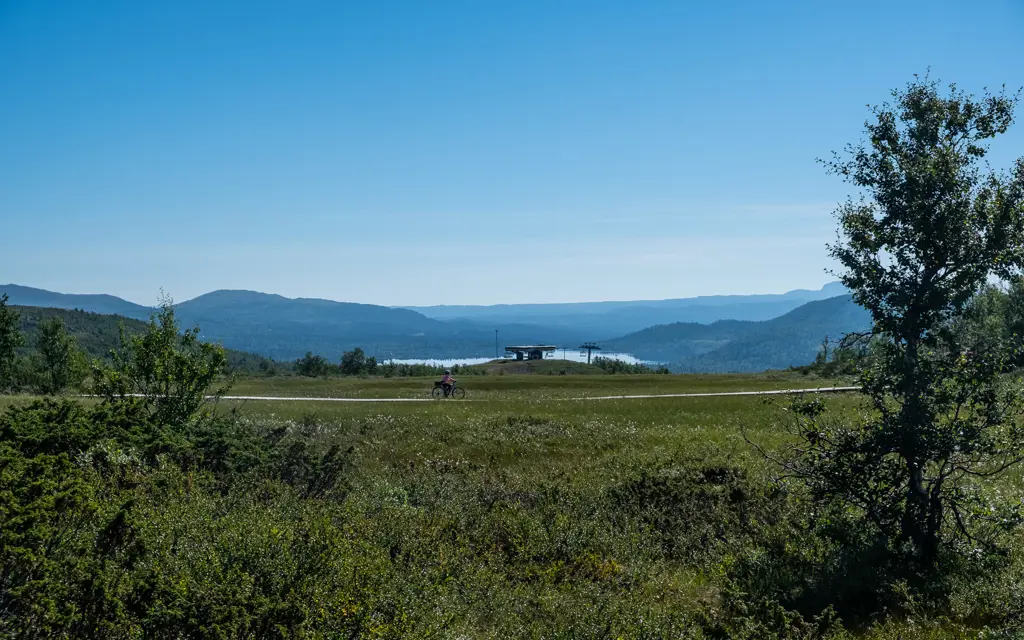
[294, 351, 332, 377]
[593, 356, 671, 375]
[294, 348, 486, 378]
[2, 395, 1023, 636]
[608, 457, 791, 566]
[0, 294, 22, 391]
[0, 295, 90, 394]
[0, 399, 364, 637]
[378, 361, 485, 378]
[288, 350, 671, 379]
[93, 302, 228, 427]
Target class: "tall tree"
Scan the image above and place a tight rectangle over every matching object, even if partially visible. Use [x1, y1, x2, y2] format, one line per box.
[779, 76, 1024, 572]
[296, 352, 330, 377]
[36, 317, 83, 394]
[0, 294, 25, 390]
[340, 347, 367, 376]
[94, 300, 228, 426]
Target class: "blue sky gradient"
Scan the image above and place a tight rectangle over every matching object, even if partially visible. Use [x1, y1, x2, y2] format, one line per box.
[2, 0, 1022, 305]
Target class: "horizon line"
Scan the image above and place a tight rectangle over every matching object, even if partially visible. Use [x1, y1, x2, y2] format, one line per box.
[2, 280, 846, 310]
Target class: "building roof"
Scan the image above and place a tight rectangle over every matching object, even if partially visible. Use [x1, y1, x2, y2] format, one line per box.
[504, 345, 557, 351]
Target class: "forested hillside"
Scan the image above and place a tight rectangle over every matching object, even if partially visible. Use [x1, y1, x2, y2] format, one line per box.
[676, 295, 872, 371]
[605, 295, 872, 372]
[601, 319, 751, 361]
[14, 306, 273, 373]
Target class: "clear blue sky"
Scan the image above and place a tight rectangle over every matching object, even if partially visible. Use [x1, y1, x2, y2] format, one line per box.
[2, 0, 1022, 306]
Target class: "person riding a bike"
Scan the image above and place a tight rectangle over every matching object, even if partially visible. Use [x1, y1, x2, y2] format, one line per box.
[441, 370, 455, 395]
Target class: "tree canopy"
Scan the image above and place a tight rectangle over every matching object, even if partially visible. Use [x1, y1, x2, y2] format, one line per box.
[771, 76, 1024, 599]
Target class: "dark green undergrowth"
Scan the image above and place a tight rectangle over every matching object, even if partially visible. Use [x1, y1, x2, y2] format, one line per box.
[2, 397, 1022, 638]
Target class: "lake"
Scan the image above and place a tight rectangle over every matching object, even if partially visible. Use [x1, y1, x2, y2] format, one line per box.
[388, 351, 658, 367]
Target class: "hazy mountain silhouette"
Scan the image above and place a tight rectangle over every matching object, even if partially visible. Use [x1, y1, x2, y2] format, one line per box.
[0, 284, 153, 319]
[605, 295, 871, 372]
[406, 282, 849, 337]
[1, 284, 867, 369]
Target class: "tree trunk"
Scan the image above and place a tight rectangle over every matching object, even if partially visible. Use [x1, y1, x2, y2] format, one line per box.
[898, 336, 941, 567]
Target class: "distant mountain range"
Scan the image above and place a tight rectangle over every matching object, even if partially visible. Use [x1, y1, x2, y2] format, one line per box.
[0, 284, 153, 320]
[169, 290, 580, 361]
[0, 285, 581, 361]
[603, 295, 871, 372]
[405, 282, 849, 338]
[0, 283, 870, 372]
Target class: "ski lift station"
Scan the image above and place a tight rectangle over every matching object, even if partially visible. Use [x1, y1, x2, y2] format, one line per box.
[505, 345, 557, 361]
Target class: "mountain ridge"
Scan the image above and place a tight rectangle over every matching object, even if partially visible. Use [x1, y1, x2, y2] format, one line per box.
[0, 284, 153, 320]
[604, 295, 871, 372]
[404, 282, 849, 338]
[2, 283, 867, 370]
[3, 281, 847, 320]
[405, 281, 847, 316]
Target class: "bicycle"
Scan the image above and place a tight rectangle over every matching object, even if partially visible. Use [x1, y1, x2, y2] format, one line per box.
[431, 381, 465, 399]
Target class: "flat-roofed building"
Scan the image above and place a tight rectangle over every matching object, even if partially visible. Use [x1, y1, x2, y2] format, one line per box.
[505, 345, 557, 361]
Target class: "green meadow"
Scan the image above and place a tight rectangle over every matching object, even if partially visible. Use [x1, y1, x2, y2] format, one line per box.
[222, 374, 856, 478]
[4, 372, 1019, 638]
[224, 369, 841, 400]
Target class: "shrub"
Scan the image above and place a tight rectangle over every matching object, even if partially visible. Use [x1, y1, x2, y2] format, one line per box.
[93, 301, 228, 427]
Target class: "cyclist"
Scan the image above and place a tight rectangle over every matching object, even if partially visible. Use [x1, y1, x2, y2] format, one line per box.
[441, 369, 455, 395]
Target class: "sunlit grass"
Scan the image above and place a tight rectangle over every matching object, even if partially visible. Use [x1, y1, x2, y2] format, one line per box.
[4, 372, 1016, 636]
[225, 370, 846, 399]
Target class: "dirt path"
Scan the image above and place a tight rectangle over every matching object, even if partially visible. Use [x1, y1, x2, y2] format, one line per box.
[211, 386, 859, 402]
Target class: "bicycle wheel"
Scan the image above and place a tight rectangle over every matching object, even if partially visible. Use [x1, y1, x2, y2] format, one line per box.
[431, 387, 444, 399]
[451, 387, 465, 399]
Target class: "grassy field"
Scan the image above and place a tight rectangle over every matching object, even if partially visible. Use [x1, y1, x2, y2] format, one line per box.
[220, 374, 1017, 637]
[1, 372, 1017, 637]
[216, 374, 858, 481]
[1, 372, 855, 483]
[224, 369, 846, 400]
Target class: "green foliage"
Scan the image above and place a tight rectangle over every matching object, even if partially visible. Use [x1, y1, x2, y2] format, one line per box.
[0, 397, 367, 638]
[593, 356, 670, 374]
[0, 442, 98, 634]
[340, 347, 377, 376]
[0, 294, 25, 391]
[0, 311, 88, 395]
[35, 317, 86, 394]
[3, 367, 1024, 635]
[11, 304, 275, 375]
[340, 346, 365, 375]
[378, 360, 482, 378]
[794, 334, 877, 378]
[295, 351, 330, 377]
[953, 277, 1024, 370]
[293, 350, 484, 379]
[93, 301, 229, 427]
[781, 75, 1024, 600]
[608, 454, 792, 566]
